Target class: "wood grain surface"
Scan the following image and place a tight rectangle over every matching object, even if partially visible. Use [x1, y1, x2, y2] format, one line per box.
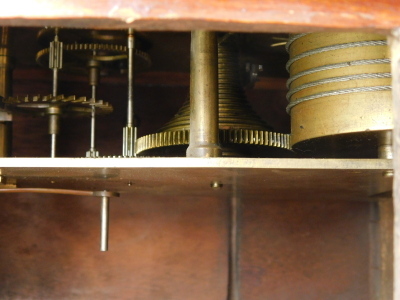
[0, 0, 398, 33]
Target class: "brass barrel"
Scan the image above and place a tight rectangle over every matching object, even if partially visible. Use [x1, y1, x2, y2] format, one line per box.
[286, 33, 392, 157]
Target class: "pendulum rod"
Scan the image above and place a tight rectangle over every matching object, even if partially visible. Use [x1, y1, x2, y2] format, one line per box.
[48, 28, 63, 158]
[122, 28, 137, 157]
[186, 30, 221, 157]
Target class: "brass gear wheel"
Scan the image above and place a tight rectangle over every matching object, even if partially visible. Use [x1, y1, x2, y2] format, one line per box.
[4, 94, 113, 116]
[136, 129, 291, 157]
[36, 43, 151, 73]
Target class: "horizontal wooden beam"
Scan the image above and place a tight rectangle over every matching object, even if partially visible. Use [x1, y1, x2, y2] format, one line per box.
[0, 0, 398, 33]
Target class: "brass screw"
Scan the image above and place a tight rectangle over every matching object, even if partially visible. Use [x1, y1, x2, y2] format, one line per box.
[211, 181, 223, 189]
[383, 170, 394, 178]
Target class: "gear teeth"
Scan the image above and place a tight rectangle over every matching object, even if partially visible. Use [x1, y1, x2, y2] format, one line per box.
[79, 98, 113, 115]
[136, 129, 291, 155]
[36, 43, 151, 68]
[3, 94, 113, 115]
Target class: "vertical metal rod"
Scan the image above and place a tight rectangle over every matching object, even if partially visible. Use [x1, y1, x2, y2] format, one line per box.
[122, 28, 136, 157]
[127, 28, 134, 127]
[48, 107, 60, 159]
[49, 29, 62, 158]
[51, 30, 60, 98]
[50, 133, 56, 158]
[100, 196, 109, 252]
[52, 68, 58, 97]
[51, 52, 58, 158]
[90, 82, 96, 153]
[86, 53, 100, 158]
[92, 85, 96, 100]
[186, 30, 221, 157]
[390, 29, 400, 300]
[90, 104, 95, 152]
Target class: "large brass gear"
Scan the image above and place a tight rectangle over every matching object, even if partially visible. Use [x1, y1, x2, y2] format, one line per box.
[4, 94, 113, 116]
[136, 129, 291, 157]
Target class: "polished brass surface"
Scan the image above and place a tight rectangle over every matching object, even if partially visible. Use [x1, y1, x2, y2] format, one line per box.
[137, 34, 290, 157]
[0, 157, 392, 201]
[186, 30, 221, 157]
[287, 33, 393, 157]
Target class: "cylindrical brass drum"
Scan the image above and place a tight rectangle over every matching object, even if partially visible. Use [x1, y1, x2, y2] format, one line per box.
[286, 33, 392, 157]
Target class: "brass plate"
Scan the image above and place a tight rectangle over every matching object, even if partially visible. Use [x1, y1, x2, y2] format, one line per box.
[0, 157, 392, 201]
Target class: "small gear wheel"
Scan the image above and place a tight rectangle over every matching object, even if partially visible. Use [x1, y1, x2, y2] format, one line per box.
[36, 43, 151, 74]
[4, 94, 113, 117]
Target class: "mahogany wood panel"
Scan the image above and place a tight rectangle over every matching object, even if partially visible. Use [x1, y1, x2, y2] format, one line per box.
[0, 193, 373, 299]
[241, 198, 371, 300]
[0, 0, 398, 33]
[0, 193, 229, 300]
